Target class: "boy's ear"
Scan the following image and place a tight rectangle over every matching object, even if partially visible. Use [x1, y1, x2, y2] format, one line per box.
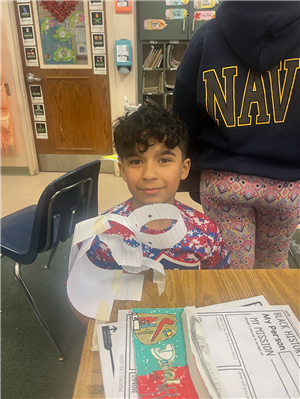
[180, 158, 191, 181]
[118, 161, 127, 182]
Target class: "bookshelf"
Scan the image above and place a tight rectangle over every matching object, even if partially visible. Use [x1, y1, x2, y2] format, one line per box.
[138, 41, 188, 108]
[137, 1, 222, 108]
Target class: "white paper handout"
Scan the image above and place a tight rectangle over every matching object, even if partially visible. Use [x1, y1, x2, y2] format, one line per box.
[197, 306, 300, 398]
[67, 204, 187, 319]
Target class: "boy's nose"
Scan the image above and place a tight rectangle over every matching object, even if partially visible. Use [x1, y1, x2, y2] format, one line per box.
[142, 163, 158, 180]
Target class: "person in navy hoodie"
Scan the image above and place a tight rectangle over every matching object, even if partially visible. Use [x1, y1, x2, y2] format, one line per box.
[173, 1, 300, 269]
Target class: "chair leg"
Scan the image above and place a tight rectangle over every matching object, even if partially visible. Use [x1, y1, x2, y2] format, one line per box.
[44, 246, 58, 269]
[13, 262, 66, 361]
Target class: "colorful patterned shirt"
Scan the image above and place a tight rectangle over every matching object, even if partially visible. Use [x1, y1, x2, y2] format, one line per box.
[84, 198, 230, 270]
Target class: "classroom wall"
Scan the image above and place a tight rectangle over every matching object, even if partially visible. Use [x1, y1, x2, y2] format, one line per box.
[0, 1, 138, 173]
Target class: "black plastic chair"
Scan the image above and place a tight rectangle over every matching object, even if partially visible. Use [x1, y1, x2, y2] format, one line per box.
[1, 160, 101, 360]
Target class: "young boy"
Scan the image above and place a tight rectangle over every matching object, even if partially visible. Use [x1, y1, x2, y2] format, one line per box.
[86, 103, 230, 270]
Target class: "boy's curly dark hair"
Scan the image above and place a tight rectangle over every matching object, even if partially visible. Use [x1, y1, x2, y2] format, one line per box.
[113, 102, 189, 160]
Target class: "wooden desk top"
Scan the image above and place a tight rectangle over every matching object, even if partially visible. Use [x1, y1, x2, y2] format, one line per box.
[72, 269, 300, 399]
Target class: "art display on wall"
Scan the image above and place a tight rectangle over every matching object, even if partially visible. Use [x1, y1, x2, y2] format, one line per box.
[37, 1, 89, 66]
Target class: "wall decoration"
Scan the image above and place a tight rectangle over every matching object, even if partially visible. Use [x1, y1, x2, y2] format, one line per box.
[24, 47, 39, 66]
[194, 0, 218, 9]
[194, 10, 216, 20]
[89, 0, 103, 11]
[21, 25, 36, 45]
[39, 1, 78, 23]
[34, 1, 91, 67]
[32, 104, 46, 121]
[166, 0, 189, 4]
[93, 54, 106, 74]
[144, 19, 167, 31]
[18, 3, 33, 25]
[90, 11, 104, 32]
[166, 9, 188, 20]
[92, 32, 105, 54]
[29, 85, 44, 103]
[35, 122, 48, 139]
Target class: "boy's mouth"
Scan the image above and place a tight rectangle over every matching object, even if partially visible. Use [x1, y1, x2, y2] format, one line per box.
[140, 188, 162, 194]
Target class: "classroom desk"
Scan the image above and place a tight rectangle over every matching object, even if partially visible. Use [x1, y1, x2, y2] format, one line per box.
[72, 269, 300, 399]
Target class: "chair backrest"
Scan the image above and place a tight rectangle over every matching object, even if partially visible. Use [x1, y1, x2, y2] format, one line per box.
[32, 161, 101, 255]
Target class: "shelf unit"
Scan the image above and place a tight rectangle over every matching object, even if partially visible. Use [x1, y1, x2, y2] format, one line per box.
[137, 41, 188, 108]
[136, 0, 222, 108]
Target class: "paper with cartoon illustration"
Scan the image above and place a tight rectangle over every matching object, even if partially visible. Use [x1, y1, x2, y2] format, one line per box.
[131, 307, 204, 399]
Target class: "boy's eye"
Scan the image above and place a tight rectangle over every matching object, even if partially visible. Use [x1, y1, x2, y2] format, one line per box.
[159, 158, 172, 163]
[129, 159, 142, 165]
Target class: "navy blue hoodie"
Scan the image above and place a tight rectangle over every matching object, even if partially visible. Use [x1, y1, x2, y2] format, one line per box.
[173, 1, 300, 181]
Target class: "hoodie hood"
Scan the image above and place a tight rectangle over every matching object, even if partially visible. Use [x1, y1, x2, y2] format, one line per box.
[217, 1, 300, 73]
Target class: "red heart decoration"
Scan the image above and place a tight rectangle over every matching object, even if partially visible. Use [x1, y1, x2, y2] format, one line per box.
[39, 1, 78, 23]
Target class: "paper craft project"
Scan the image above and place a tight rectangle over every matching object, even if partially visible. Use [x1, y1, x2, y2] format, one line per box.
[131, 307, 225, 399]
[194, 10, 215, 20]
[67, 204, 187, 319]
[166, 9, 188, 20]
[144, 19, 167, 31]
[166, 0, 189, 5]
[194, 0, 218, 8]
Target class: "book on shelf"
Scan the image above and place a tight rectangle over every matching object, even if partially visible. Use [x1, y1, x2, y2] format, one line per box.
[150, 49, 163, 69]
[142, 46, 155, 68]
[155, 53, 163, 68]
[143, 47, 163, 69]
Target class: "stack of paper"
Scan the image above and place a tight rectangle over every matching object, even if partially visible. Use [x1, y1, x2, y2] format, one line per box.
[142, 72, 163, 94]
[97, 296, 300, 399]
[166, 44, 181, 69]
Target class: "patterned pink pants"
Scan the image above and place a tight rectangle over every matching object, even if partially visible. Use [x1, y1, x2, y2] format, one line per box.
[200, 170, 300, 269]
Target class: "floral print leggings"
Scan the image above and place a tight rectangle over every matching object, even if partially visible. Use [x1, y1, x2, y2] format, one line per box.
[200, 170, 300, 269]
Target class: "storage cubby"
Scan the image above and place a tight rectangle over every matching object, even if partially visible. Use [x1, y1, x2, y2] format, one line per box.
[138, 41, 188, 108]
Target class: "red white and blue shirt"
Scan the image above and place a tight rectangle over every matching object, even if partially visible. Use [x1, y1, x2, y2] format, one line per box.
[84, 199, 230, 270]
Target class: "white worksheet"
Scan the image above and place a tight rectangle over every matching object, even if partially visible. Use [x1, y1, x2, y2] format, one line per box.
[197, 306, 300, 398]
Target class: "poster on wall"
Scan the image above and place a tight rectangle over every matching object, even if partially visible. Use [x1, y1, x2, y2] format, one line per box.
[90, 11, 104, 32]
[35, 1, 90, 66]
[35, 122, 48, 139]
[29, 85, 44, 103]
[93, 54, 106, 74]
[24, 47, 39, 66]
[32, 104, 46, 121]
[92, 33, 105, 54]
[18, 3, 33, 25]
[89, 0, 103, 10]
[21, 25, 36, 46]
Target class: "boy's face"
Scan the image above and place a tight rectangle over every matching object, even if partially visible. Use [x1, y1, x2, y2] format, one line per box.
[118, 141, 191, 209]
